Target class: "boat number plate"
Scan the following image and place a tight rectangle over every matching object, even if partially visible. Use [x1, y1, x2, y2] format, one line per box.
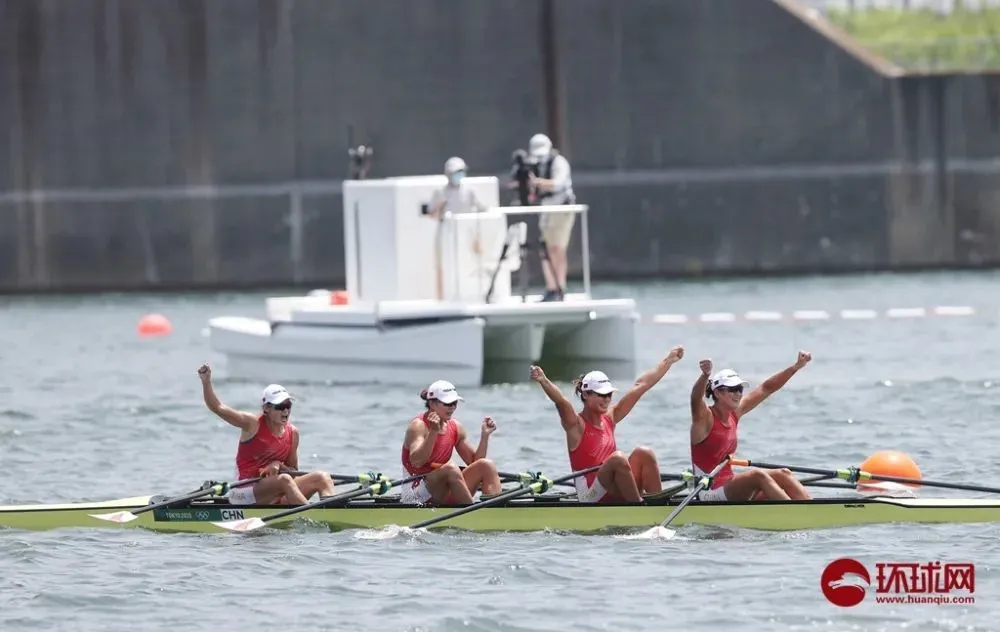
[152, 507, 246, 522]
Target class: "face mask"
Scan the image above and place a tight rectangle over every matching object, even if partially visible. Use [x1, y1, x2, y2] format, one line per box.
[449, 171, 465, 185]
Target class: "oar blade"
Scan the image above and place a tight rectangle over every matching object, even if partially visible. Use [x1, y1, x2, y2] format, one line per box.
[354, 525, 422, 541]
[212, 517, 267, 533]
[88, 511, 139, 524]
[615, 525, 677, 540]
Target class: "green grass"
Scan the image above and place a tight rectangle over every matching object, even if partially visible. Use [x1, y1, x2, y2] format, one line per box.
[826, 7, 1000, 71]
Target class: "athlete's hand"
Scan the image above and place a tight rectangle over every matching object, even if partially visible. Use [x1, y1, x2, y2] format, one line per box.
[529, 365, 546, 382]
[258, 461, 281, 477]
[699, 359, 713, 376]
[197, 363, 212, 382]
[481, 416, 496, 436]
[426, 411, 444, 434]
[794, 350, 812, 369]
[665, 346, 684, 364]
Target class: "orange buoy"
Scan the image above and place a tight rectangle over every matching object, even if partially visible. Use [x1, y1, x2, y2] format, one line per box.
[858, 450, 922, 490]
[330, 290, 349, 306]
[137, 313, 172, 337]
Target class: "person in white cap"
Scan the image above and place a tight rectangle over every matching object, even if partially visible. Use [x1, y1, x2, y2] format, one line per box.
[426, 156, 487, 219]
[197, 363, 336, 505]
[526, 133, 574, 302]
[400, 379, 502, 505]
[689, 353, 814, 502]
[426, 156, 488, 299]
[529, 346, 685, 503]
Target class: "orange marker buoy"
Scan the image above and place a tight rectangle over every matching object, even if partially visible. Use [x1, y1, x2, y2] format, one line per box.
[330, 290, 349, 306]
[138, 313, 172, 337]
[858, 450, 922, 492]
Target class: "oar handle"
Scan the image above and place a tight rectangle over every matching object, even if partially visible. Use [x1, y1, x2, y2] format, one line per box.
[731, 459, 834, 478]
[434, 463, 564, 487]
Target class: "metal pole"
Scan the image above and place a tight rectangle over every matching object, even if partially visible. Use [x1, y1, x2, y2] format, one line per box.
[289, 191, 303, 285]
[540, 0, 566, 153]
[581, 206, 591, 298]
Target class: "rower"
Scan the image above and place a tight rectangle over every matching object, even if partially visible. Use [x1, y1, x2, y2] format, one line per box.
[197, 363, 336, 505]
[689, 353, 814, 502]
[529, 346, 685, 503]
[400, 380, 503, 505]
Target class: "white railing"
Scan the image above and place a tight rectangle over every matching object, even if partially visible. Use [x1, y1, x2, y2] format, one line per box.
[497, 204, 592, 299]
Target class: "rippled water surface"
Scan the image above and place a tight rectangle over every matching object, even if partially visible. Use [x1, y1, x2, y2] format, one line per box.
[1, 271, 999, 631]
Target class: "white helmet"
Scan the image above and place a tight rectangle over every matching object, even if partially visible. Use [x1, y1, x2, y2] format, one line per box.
[529, 134, 552, 159]
[444, 156, 467, 175]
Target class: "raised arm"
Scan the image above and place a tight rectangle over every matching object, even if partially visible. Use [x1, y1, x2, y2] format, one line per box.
[404, 414, 441, 468]
[455, 417, 496, 465]
[738, 351, 812, 417]
[690, 359, 715, 445]
[529, 365, 578, 431]
[609, 346, 684, 424]
[197, 364, 257, 432]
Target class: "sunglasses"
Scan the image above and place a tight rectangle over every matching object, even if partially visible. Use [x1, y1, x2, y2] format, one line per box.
[270, 401, 293, 411]
[717, 385, 744, 394]
[587, 391, 613, 399]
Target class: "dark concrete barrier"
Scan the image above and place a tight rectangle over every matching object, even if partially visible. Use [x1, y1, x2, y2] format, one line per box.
[1, 0, 999, 293]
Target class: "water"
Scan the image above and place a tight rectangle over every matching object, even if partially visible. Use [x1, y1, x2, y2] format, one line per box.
[1, 270, 998, 631]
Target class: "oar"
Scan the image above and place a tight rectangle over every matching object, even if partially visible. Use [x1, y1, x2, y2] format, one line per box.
[284, 468, 389, 485]
[438, 462, 545, 486]
[408, 464, 602, 530]
[89, 477, 262, 524]
[731, 458, 1000, 495]
[211, 472, 426, 533]
[797, 473, 834, 484]
[635, 455, 733, 539]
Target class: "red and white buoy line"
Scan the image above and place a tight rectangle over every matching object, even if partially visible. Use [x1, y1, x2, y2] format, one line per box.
[646, 305, 978, 325]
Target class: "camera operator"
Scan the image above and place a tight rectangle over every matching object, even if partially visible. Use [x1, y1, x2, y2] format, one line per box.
[507, 149, 537, 207]
[527, 133, 575, 302]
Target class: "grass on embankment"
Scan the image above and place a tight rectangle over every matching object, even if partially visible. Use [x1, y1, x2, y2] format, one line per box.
[825, 7, 1000, 72]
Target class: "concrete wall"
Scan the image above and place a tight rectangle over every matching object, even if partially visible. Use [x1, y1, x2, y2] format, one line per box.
[1, 0, 999, 293]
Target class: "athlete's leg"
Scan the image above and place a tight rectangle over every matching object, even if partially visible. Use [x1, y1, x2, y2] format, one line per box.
[628, 446, 662, 494]
[424, 463, 474, 504]
[722, 469, 790, 501]
[462, 459, 502, 496]
[596, 452, 642, 502]
[767, 468, 812, 500]
[254, 473, 309, 505]
[293, 471, 337, 500]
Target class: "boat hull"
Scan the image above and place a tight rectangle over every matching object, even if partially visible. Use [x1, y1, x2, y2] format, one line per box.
[208, 294, 639, 387]
[3, 495, 1000, 534]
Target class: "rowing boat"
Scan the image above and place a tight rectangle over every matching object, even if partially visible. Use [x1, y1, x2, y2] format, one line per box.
[3, 491, 1000, 534]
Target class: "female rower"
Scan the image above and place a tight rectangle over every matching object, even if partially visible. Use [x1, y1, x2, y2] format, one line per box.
[197, 363, 336, 505]
[689, 353, 813, 502]
[400, 379, 502, 505]
[529, 346, 685, 503]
